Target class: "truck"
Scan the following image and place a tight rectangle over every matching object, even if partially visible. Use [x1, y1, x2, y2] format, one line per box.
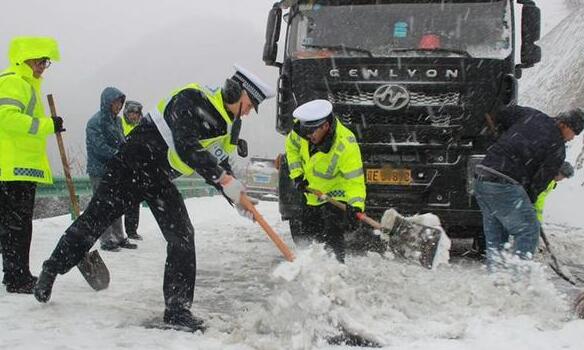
[262, 0, 542, 248]
[244, 157, 279, 201]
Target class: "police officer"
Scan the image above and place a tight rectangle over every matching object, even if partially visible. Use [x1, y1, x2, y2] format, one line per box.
[34, 65, 275, 332]
[120, 100, 143, 240]
[0, 37, 62, 294]
[285, 99, 366, 263]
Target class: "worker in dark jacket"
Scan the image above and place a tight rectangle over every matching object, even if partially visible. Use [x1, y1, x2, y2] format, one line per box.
[474, 106, 584, 270]
[34, 65, 275, 332]
[85, 87, 137, 251]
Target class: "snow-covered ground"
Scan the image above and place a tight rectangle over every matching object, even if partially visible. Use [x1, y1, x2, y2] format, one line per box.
[1, 196, 583, 350]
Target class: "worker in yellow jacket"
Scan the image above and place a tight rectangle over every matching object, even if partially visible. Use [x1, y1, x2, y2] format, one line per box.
[120, 100, 143, 240]
[285, 99, 366, 263]
[534, 161, 574, 222]
[0, 36, 62, 294]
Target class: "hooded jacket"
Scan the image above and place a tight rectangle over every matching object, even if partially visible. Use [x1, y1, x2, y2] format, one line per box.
[0, 37, 60, 183]
[86, 87, 126, 177]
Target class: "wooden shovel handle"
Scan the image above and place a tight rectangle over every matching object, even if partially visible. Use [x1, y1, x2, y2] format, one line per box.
[48, 94, 81, 218]
[306, 188, 383, 230]
[240, 195, 295, 262]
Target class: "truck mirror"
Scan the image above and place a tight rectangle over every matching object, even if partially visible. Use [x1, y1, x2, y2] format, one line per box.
[520, 4, 541, 68]
[263, 4, 282, 67]
[237, 139, 249, 158]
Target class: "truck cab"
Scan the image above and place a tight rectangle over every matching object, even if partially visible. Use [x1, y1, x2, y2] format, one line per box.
[263, 0, 541, 245]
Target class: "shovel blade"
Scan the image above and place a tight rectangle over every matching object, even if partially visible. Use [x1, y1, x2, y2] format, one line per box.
[380, 209, 445, 269]
[77, 250, 110, 291]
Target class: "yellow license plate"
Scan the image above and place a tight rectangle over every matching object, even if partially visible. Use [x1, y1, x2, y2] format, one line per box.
[366, 168, 412, 185]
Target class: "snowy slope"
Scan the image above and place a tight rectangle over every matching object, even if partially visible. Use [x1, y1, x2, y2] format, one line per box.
[519, 6, 584, 115]
[518, 4, 584, 228]
[1, 197, 583, 350]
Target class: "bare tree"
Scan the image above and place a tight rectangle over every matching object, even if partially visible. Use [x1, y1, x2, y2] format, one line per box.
[66, 141, 87, 177]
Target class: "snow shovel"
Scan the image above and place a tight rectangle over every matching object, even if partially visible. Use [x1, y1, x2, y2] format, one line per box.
[48, 94, 110, 291]
[306, 188, 444, 269]
[240, 195, 295, 262]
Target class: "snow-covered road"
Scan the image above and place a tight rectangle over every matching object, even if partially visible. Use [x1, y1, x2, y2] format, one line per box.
[1, 196, 583, 350]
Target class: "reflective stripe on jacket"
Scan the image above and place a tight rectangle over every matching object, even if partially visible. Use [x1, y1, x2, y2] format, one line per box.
[285, 119, 366, 210]
[0, 64, 54, 183]
[534, 180, 557, 222]
[150, 83, 235, 176]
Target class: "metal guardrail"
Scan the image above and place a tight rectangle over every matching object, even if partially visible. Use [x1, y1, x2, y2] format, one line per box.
[34, 176, 219, 219]
[36, 176, 218, 199]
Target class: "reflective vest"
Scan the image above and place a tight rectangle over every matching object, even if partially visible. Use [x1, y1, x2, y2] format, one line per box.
[0, 64, 55, 183]
[149, 83, 235, 176]
[534, 180, 556, 222]
[121, 116, 136, 136]
[285, 119, 366, 210]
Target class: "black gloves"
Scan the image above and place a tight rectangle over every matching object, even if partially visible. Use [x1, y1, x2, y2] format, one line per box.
[51, 116, 65, 133]
[345, 205, 362, 230]
[293, 177, 309, 193]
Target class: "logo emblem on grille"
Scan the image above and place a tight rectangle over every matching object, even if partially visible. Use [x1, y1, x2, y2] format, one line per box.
[373, 85, 410, 111]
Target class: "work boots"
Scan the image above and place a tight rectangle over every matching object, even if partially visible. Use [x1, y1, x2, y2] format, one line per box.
[126, 232, 143, 241]
[163, 308, 206, 333]
[119, 239, 138, 249]
[6, 276, 37, 294]
[34, 269, 57, 303]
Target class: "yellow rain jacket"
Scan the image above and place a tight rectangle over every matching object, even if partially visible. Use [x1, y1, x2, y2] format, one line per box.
[0, 37, 60, 183]
[285, 119, 366, 210]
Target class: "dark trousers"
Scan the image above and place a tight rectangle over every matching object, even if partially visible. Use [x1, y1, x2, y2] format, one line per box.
[124, 203, 140, 235]
[42, 147, 196, 311]
[0, 181, 37, 286]
[301, 203, 347, 263]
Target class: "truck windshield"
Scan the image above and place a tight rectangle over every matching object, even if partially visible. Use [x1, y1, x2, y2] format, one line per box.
[288, 0, 512, 59]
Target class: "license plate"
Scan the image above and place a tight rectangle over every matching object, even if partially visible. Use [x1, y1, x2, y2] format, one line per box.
[366, 168, 412, 185]
[253, 175, 271, 184]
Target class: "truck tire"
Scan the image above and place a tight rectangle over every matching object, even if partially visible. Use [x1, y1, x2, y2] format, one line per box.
[289, 218, 311, 247]
[473, 231, 486, 255]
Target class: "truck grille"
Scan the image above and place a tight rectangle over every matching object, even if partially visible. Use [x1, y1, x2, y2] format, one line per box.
[329, 91, 460, 107]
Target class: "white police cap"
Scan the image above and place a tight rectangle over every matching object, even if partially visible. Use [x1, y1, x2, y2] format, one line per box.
[232, 64, 276, 111]
[293, 99, 333, 127]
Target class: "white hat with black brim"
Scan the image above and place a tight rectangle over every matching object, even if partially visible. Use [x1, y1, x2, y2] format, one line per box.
[293, 99, 333, 129]
[232, 64, 276, 112]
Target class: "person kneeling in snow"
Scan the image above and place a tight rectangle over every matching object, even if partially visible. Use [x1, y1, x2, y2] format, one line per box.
[285, 99, 366, 263]
[34, 65, 275, 332]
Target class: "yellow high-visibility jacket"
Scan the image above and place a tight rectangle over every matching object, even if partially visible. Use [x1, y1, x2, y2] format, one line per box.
[0, 37, 60, 183]
[121, 116, 137, 137]
[150, 83, 235, 176]
[534, 180, 557, 222]
[285, 119, 366, 210]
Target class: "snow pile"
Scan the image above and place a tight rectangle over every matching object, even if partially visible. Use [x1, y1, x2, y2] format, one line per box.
[229, 244, 575, 349]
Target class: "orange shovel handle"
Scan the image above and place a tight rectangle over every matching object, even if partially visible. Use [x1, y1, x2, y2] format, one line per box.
[240, 195, 295, 262]
[307, 188, 383, 230]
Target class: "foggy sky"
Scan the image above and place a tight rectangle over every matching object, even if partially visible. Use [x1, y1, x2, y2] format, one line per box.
[0, 0, 570, 175]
